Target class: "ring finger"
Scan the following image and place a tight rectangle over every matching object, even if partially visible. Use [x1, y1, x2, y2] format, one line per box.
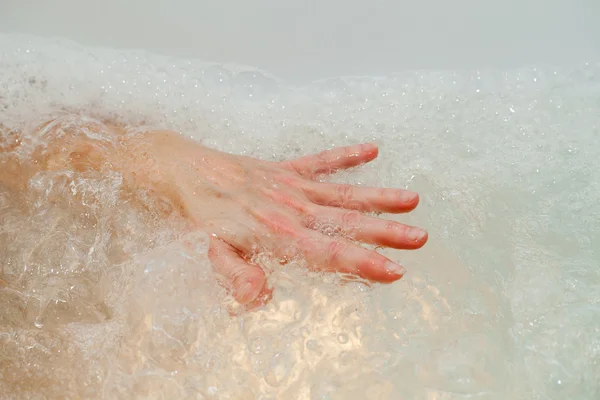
[308, 208, 428, 250]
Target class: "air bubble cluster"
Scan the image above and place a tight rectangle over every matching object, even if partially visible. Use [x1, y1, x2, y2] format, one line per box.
[0, 34, 599, 399]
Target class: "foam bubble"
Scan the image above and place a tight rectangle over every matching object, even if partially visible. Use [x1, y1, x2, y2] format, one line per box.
[0, 33, 599, 399]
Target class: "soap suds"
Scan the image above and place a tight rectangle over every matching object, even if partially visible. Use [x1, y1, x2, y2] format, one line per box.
[0, 34, 599, 399]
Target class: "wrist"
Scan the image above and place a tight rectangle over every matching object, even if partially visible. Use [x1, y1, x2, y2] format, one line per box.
[111, 130, 189, 215]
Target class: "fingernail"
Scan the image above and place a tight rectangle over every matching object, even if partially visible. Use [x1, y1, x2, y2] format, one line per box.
[399, 190, 418, 203]
[408, 228, 427, 242]
[384, 261, 406, 276]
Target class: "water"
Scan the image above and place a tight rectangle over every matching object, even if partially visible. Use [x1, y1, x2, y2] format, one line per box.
[0, 34, 599, 399]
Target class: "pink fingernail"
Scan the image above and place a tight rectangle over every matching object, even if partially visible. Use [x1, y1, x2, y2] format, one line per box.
[384, 261, 406, 276]
[399, 190, 418, 203]
[408, 228, 427, 242]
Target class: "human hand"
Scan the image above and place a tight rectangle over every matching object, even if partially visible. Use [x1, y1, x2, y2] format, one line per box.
[134, 131, 428, 311]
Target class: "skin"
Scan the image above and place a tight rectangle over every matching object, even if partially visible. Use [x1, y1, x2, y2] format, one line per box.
[0, 114, 428, 311]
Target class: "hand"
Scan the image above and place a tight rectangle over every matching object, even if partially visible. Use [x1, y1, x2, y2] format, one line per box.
[31, 116, 428, 312]
[130, 131, 428, 311]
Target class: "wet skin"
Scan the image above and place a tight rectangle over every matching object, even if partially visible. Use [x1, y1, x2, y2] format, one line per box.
[0, 115, 428, 310]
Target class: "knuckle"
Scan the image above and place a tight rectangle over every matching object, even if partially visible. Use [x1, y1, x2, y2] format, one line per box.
[341, 210, 362, 228]
[302, 212, 318, 229]
[384, 221, 399, 233]
[325, 240, 346, 264]
[343, 145, 353, 158]
[316, 151, 329, 165]
[262, 212, 297, 237]
[275, 172, 301, 187]
[282, 160, 301, 175]
[231, 267, 250, 284]
[336, 184, 354, 206]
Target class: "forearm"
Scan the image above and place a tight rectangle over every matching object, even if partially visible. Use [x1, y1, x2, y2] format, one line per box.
[0, 124, 31, 191]
[1, 116, 140, 190]
[1, 115, 186, 215]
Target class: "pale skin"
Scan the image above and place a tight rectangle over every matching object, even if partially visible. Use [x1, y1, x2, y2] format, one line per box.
[0, 114, 428, 310]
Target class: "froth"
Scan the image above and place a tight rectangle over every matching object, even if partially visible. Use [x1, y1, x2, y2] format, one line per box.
[1, 33, 599, 399]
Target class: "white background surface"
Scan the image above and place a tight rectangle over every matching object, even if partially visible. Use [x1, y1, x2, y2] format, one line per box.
[1, 0, 599, 82]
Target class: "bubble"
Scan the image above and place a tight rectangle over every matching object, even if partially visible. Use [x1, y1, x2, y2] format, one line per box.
[264, 352, 291, 388]
[0, 33, 598, 399]
[249, 336, 266, 354]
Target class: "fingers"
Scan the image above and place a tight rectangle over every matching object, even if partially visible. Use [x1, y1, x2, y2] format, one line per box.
[208, 239, 270, 305]
[302, 182, 420, 213]
[297, 231, 406, 283]
[283, 143, 379, 179]
[310, 209, 428, 250]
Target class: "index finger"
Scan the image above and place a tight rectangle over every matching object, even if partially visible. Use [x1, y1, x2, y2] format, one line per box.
[281, 143, 379, 179]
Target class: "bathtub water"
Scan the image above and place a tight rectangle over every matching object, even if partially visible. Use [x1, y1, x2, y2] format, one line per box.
[0, 33, 599, 399]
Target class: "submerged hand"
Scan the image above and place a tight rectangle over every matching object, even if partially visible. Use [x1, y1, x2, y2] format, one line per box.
[130, 131, 428, 310]
[31, 117, 427, 311]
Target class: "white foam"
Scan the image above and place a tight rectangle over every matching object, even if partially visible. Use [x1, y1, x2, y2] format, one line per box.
[0, 34, 599, 399]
